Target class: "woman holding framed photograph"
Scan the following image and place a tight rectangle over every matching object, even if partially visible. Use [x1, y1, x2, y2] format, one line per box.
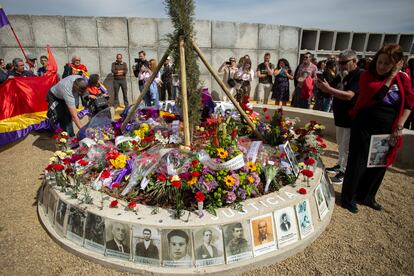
[341, 44, 414, 213]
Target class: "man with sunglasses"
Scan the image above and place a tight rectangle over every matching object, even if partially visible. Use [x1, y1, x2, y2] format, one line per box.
[317, 49, 362, 185]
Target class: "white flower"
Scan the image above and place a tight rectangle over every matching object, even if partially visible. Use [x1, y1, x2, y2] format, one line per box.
[60, 138, 67, 143]
[49, 156, 58, 163]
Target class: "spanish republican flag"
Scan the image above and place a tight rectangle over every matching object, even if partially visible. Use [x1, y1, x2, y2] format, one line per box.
[0, 4, 10, 28]
[0, 47, 58, 147]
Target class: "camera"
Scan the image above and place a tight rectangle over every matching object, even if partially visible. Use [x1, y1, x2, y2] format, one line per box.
[316, 72, 325, 81]
[225, 61, 231, 65]
[134, 58, 140, 63]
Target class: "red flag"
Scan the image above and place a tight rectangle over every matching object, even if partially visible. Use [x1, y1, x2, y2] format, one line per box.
[46, 46, 58, 76]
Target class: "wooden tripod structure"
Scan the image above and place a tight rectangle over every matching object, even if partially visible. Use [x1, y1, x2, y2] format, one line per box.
[121, 37, 262, 146]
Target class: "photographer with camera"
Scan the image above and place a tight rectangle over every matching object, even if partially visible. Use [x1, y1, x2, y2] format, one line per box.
[138, 59, 162, 107]
[314, 59, 340, 112]
[218, 56, 238, 90]
[133, 51, 149, 93]
[83, 74, 109, 116]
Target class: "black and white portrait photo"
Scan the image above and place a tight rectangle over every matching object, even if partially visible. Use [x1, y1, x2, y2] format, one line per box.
[105, 220, 130, 259]
[193, 226, 225, 267]
[295, 199, 314, 239]
[315, 184, 328, 220]
[133, 226, 161, 266]
[367, 134, 391, 167]
[280, 142, 300, 176]
[84, 212, 105, 253]
[66, 206, 86, 246]
[274, 206, 299, 248]
[223, 221, 253, 264]
[54, 199, 68, 235]
[47, 191, 57, 224]
[162, 229, 193, 267]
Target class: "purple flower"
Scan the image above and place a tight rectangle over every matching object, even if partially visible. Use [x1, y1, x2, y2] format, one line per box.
[226, 191, 237, 203]
[237, 188, 247, 200]
[179, 172, 191, 180]
[252, 172, 261, 186]
[230, 172, 240, 187]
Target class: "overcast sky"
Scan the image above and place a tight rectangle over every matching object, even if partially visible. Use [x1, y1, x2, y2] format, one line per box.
[2, 0, 414, 33]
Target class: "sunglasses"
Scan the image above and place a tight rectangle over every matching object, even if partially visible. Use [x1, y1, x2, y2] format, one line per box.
[339, 59, 354, 65]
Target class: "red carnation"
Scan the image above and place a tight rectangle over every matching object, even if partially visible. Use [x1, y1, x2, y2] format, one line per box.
[171, 180, 181, 188]
[78, 159, 89, 166]
[101, 169, 111, 179]
[149, 130, 155, 135]
[52, 134, 59, 139]
[320, 143, 327, 149]
[157, 174, 167, 182]
[132, 140, 137, 145]
[127, 201, 137, 209]
[316, 135, 324, 142]
[191, 159, 199, 167]
[112, 182, 120, 189]
[195, 191, 205, 202]
[304, 157, 316, 166]
[63, 158, 71, 165]
[109, 200, 118, 208]
[301, 169, 314, 178]
[191, 171, 201, 177]
[265, 114, 271, 120]
[263, 107, 268, 112]
[298, 188, 307, 194]
[280, 152, 287, 158]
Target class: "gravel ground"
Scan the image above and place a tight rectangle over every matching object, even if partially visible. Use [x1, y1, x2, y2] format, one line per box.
[0, 133, 413, 275]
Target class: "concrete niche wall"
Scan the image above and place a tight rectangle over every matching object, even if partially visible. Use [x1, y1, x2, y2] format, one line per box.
[1, 14, 412, 103]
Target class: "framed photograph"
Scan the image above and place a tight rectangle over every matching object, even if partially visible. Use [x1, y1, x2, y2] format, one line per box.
[161, 229, 193, 267]
[47, 191, 58, 225]
[274, 206, 299, 248]
[367, 134, 391, 168]
[133, 225, 161, 266]
[279, 142, 300, 176]
[54, 199, 68, 236]
[193, 226, 225, 267]
[66, 205, 86, 246]
[250, 214, 277, 256]
[105, 220, 131, 260]
[295, 199, 314, 239]
[84, 212, 105, 253]
[320, 171, 334, 208]
[40, 184, 51, 215]
[222, 221, 253, 264]
[315, 184, 329, 220]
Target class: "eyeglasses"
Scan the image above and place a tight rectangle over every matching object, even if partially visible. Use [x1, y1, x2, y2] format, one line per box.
[339, 59, 354, 65]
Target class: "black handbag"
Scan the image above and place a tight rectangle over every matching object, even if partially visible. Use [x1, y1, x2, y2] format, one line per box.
[90, 96, 109, 114]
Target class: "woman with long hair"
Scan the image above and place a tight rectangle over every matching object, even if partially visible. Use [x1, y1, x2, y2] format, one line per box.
[341, 44, 414, 213]
[271, 58, 294, 106]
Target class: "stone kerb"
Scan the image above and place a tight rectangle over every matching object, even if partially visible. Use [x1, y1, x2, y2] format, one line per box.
[38, 163, 334, 275]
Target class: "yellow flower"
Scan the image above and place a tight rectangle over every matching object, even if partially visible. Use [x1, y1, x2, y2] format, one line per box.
[110, 154, 128, 169]
[217, 148, 228, 159]
[59, 138, 67, 143]
[298, 162, 305, 169]
[140, 123, 149, 132]
[291, 144, 298, 152]
[49, 156, 58, 163]
[246, 161, 256, 172]
[224, 175, 236, 187]
[54, 151, 67, 159]
[247, 175, 255, 184]
[171, 175, 181, 182]
[187, 177, 197, 186]
[314, 124, 325, 130]
[61, 131, 68, 136]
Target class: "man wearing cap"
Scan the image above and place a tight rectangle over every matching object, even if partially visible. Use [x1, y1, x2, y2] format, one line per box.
[218, 56, 238, 90]
[47, 75, 87, 136]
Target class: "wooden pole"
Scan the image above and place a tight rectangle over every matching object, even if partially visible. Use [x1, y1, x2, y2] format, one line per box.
[190, 40, 263, 139]
[179, 36, 191, 147]
[121, 48, 171, 132]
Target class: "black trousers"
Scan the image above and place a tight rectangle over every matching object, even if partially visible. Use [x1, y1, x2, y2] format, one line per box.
[47, 91, 75, 136]
[341, 110, 393, 205]
[113, 79, 128, 106]
[160, 82, 172, 101]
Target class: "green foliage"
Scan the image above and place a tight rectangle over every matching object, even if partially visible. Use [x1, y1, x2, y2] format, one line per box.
[164, 0, 202, 139]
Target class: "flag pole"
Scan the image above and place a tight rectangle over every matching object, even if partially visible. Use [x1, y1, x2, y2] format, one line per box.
[0, 5, 30, 66]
